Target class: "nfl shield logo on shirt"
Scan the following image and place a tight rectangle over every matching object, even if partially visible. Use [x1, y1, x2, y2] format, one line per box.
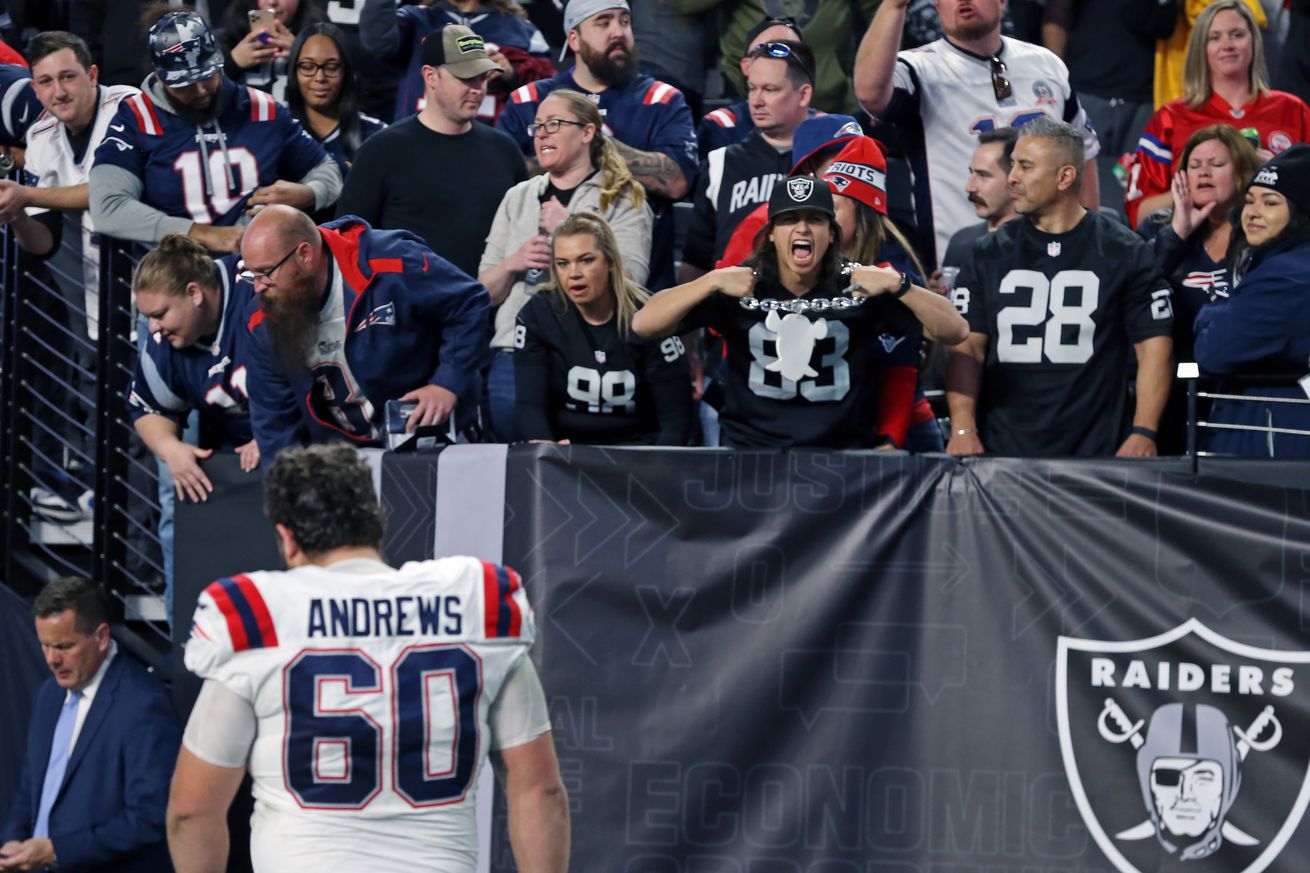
[1048, 242, 1062, 257]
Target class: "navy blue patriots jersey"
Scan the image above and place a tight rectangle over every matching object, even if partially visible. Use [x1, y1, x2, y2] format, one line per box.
[321, 113, 386, 174]
[92, 77, 329, 226]
[0, 63, 42, 147]
[127, 254, 255, 449]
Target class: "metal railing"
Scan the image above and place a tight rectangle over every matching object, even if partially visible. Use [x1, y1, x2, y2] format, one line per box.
[0, 216, 169, 662]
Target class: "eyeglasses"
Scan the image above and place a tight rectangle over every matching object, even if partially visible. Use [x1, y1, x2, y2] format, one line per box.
[989, 56, 1012, 103]
[748, 42, 814, 83]
[295, 60, 344, 78]
[527, 118, 588, 137]
[238, 246, 298, 284]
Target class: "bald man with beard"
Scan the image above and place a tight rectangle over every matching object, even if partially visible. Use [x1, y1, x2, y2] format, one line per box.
[239, 205, 490, 464]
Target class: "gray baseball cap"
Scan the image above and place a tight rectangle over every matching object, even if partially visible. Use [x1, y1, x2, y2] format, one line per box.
[563, 0, 630, 33]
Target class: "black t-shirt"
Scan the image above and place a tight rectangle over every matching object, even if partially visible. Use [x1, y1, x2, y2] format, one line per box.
[514, 294, 692, 445]
[955, 211, 1174, 456]
[682, 273, 920, 449]
[1066, 0, 1178, 103]
[335, 117, 528, 277]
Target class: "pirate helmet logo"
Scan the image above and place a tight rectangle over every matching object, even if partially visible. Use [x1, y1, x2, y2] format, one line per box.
[1058, 619, 1310, 873]
[787, 177, 815, 202]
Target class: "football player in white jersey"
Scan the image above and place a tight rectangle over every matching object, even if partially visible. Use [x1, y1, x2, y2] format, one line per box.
[853, 0, 1100, 268]
[0, 32, 138, 327]
[166, 445, 569, 873]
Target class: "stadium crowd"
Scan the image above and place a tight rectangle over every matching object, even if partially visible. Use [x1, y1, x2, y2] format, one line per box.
[3, 0, 1310, 870]
[1, 0, 1308, 510]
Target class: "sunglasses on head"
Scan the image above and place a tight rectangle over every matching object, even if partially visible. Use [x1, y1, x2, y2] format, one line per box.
[748, 42, 814, 83]
[989, 55, 1012, 103]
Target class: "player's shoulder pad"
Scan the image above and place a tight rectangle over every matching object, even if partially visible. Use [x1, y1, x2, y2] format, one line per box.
[642, 80, 683, 106]
[185, 573, 281, 676]
[703, 107, 738, 129]
[404, 557, 535, 644]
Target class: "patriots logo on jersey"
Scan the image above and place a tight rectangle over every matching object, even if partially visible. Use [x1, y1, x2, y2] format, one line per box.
[355, 302, 396, 332]
[878, 333, 906, 354]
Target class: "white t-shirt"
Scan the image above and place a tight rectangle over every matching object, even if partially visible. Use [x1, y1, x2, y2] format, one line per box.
[184, 556, 543, 873]
[24, 83, 139, 338]
[883, 36, 1100, 265]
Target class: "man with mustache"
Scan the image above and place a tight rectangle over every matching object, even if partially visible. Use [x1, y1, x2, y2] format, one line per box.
[239, 204, 490, 464]
[935, 126, 1019, 291]
[854, 0, 1099, 270]
[497, 0, 697, 290]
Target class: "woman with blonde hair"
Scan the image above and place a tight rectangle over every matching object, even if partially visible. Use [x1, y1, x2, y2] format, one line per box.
[1126, 0, 1310, 227]
[480, 88, 653, 440]
[513, 212, 691, 445]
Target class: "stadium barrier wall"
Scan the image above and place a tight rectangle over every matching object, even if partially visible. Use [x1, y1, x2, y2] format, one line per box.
[176, 446, 1310, 873]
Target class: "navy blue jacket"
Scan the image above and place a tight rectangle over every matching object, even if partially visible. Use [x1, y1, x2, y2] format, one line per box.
[1195, 238, 1310, 458]
[1, 653, 181, 873]
[244, 216, 491, 462]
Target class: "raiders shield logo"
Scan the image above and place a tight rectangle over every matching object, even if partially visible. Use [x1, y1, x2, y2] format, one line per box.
[786, 177, 815, 202]
[1057, 619, 1310, 873]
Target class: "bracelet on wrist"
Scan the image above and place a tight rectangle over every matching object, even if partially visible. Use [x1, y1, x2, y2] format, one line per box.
[892, 271, 912, 299]
[1130, 425, 1158, 440]
[954, 427, 977, 436]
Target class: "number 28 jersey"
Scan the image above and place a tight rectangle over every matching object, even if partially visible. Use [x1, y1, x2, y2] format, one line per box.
[953, 212, 1173, 456]
[184, 557, 536, 872]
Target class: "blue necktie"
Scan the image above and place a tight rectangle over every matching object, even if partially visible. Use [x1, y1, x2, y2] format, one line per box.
[33, 691, 82, 839]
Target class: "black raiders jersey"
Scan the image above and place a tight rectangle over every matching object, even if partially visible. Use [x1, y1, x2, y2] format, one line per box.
[683, 276, 920, 449]
[514, 294, 690, 444]
[953, 210, 1174, 456]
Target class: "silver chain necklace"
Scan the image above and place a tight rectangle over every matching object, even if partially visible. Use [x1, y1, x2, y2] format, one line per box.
[737, 261, 866, 313]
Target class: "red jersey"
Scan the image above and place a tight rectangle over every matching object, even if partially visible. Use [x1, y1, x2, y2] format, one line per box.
[1126, 90, 1310, 227]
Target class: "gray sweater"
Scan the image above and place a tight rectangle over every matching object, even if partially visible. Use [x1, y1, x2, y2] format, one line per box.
[480, 172, 652, 350]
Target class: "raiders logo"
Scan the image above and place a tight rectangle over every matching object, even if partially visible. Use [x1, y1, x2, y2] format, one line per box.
[1057, 620, 1310, 873]
[786, 177, 815, 202]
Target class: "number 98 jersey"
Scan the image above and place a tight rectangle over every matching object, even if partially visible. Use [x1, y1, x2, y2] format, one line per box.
[184, 557, 536, 872]
[952, 212, 1173, 456]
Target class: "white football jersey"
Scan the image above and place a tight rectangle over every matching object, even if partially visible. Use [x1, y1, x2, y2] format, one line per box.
[185, 556, 536, 873]
[23, 83, 139, 339]
[885, 37, 1100, 265]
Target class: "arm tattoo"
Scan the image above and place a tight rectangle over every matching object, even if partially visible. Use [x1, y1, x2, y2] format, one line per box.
[610, 138, 687, 198]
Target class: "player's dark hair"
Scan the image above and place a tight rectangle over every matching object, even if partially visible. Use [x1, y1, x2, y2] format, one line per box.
[978, 126, 1019, 171]
[133, 234, 219, 296]
[747, 211, 844, 290]
[33, 576, 113, 634]
[25, 31, 94, 71]
[286, 23, 364, 161]
[264, 445, 385, 556]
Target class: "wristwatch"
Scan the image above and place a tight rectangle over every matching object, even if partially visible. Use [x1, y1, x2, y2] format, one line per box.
[893, 271, 912, 299]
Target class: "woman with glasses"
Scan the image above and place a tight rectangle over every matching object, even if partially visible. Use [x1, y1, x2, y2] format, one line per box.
[285, 23, 386, 176]
[219, 0, 325, 102]
[478, 88, 652, 441]
[1126, 0, 1310, 228]
[633, 177, 967, 449]
[514, 212, 691, 445]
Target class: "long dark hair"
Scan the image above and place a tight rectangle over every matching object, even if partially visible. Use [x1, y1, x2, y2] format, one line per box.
[285, 22, 364, 160]
[745, 211, 844, 291]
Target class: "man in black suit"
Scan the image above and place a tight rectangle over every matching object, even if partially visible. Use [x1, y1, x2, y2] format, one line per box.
[0, 577, 180, 873]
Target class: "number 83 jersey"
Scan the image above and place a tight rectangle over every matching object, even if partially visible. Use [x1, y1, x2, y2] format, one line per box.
[184, 557, 538, 872]
[952, 212, 1173, 456]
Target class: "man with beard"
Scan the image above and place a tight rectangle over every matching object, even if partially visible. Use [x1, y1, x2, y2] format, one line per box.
[497, 0, 697, 290]
[88, 9, 342, 254]
[239, 205, 490, 464]
[336, 24, 528, 278]
[853, 0, 1099, 270]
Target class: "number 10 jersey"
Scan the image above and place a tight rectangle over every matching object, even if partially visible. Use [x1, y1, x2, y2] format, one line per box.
[184, 557, 536, 872]
[952, 212, 1173, 456]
